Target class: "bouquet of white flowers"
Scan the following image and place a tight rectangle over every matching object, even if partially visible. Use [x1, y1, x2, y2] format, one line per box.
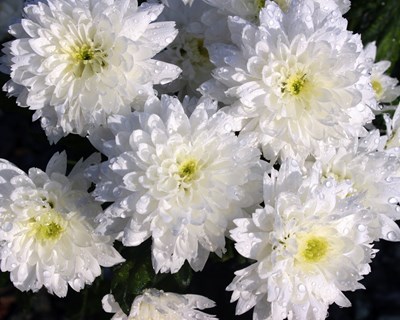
[0, 0, 399, 319]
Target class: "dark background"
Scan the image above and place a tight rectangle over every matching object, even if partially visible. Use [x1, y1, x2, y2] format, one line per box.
[0, 0, 400, 319]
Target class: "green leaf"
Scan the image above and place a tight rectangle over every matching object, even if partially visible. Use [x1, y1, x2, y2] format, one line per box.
[172, 262, 193, 291]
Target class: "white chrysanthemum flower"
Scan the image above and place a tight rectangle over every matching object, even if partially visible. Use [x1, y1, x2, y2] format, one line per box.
[0, 0, 23, 41]
[203, 0, 265, 23]
[201, 0, 350, 46]
[227, 159, 399, 320]
[200, 0, 376, 163]
[155, 0, 214, 97]
[384, 103, 400, 149]
[102, 289, 217, 320]
[87, 95, 265, 273]
[274, 0, 351, 14]
[315, 134, 400, 225]
[1, 0, 181, 142]
[0, 152, 124, 297]
[364, 42, 400, 104]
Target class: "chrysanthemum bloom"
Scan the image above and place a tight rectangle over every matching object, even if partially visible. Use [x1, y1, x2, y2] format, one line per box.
[384, 103, 400, 149]
[200, 0, 376, 163]
[0, 0, 23, 41]
[1, 0, 181, 142]
[227, 159, 400, 320]
[272, 0, 351, 13]
[315, 134, 400, 226]
[102, 289, 217, 319]
[155, 0, 214, 97]
[87, 95, 266, 273]
[363, 42, 400, 104]
[0, 152, 124, 297]
[203, 0, 266, 23]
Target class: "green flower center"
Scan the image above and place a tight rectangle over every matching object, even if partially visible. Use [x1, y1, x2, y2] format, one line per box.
[283, 72, 308, 96]
[73, 44, 95, 61]
[29, 209, 66, 243]
[70, 43, 108, 78]
[181, 37, 210, 66]
[178, 158, 199, 183]
[297, 235, 329, 263]
[371, 79, 383, 98]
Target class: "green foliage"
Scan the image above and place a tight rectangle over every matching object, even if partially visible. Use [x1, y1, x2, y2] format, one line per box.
[347, 0, 400, 77]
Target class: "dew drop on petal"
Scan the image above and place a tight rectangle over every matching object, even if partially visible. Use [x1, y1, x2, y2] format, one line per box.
[357, 224, 366, 232]
[298, 284, 306, 292]
[224, 123, 232, 131]
[388, 197, 398, 204]
[43, 271, 51, 278]
[387, 231, 397, 241]
[325, 180, 332, 188]
[2, 222, 12, 232]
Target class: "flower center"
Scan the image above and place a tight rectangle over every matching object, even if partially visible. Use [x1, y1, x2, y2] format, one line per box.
[70, 43, 108, 78]
[73, 44, 95, 61]
[371, 79, 383, 98]
[178, 158, 198, 183]
[283, 72, 308, 96]
[297, 234, 329, 263]
[181, 36, 209, 66]
[28, 209, 66, 243]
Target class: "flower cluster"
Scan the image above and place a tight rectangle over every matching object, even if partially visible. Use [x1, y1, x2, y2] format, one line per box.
[0, 152, 124, 297]
[0, 0, 400, 319]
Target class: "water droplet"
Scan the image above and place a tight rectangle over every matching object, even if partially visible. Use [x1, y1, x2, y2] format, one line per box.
[388, 197, 398, 204]
[165, 37, 173, 43]
[325, 180, 333, 188]
[2, 222, 12, 232]
[357, 224, 366, 232]
[298, 284, 306, 292]
[43, 271, 51, 278]
[387, 231, 397, 241]
[149, 13, 157, 21]
[224, 123, 232, 131]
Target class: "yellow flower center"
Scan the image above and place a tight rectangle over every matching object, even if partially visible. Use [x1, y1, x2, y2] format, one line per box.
[28, 209, 66, 243]
[178, 158, 198, 183]
[297, 234, 329, 263]
[371, 79, 383, 98]
[73, 44, 95, 61]
[283, 72, 308, 96]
